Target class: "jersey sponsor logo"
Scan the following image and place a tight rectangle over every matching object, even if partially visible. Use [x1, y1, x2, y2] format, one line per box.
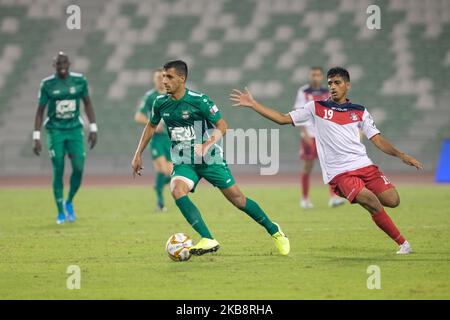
[53, 90, 60, 94]
[163, 113, 170, 117]
[55, 99, 77, 119]
[70, 87, 76, 94]
[170, 126, 196, 142]
[332, 106, 348, 112]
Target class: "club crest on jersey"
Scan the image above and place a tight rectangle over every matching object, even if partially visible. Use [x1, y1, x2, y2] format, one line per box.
[182, 110, 190, 119]
[350, 112, 358, 121]
[69, 87, 76, 94]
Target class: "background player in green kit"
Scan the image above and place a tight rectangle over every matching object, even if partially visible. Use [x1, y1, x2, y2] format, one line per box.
[33, 52, 97, 224]
[134, 69, 173, 212]
[132, 60, 290, 256]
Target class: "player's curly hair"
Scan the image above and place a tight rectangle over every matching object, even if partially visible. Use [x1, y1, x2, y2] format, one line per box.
[327, 67, 350, 82]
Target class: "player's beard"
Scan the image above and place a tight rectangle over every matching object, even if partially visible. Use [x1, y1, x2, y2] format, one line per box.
[57, 69, 68, 78]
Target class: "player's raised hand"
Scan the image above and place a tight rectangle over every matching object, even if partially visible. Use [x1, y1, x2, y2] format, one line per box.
[88, 132, 97, 149]
[131, 154, 143, 178]
[400, 153, 423, 170]
[230, 87, 255, 108]
[33, 139, 42, 156]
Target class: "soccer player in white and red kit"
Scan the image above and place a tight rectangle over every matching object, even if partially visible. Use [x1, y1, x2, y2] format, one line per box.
[294, 67, 345, 209]
[230, 67, 423, 254]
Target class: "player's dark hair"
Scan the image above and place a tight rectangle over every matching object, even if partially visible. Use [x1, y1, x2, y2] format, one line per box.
[163, 60, 188, 79]
[310, 66, 323, 73]
[327, 67, 350, 82]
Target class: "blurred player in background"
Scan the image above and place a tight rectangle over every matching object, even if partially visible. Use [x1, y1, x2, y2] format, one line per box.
[132, 60, 290, 256]
[294, 66, 345, 209]
[231, 67, 423, 254]
[33, 52, 97, 224]
[134, 69, 173, 212]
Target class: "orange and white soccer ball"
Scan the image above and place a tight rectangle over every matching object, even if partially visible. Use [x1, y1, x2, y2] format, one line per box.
[166, 233, 193, 262]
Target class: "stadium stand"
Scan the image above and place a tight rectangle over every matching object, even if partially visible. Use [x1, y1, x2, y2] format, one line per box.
[0, 0, 449, 175]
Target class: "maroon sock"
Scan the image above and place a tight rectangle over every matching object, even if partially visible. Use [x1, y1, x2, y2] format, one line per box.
[301, 173, 309, 199]
[371, 208, 406, 245]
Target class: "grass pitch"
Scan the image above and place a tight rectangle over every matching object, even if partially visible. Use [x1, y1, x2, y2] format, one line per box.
[0, 184, 449, 299]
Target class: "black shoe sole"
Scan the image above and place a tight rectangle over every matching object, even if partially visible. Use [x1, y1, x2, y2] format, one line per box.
[190, 245, 220, 256]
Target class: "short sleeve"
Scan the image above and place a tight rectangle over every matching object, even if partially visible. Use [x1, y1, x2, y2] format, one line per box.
[38, 80, 48, 106]
[80, 76, 89, 98]
[361, 109, 380, 139]
[200, 96, 222, 124]
[149, 98, 161, 125]
[288, 101, 314, 126]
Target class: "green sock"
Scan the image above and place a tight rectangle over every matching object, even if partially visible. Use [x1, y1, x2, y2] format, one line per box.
[155, 172, 169, 208]
[51, 157, 65, 213]
[241, 198, 278, 235]
[67, 155, 84, 203]
[175, 196, 213, 239]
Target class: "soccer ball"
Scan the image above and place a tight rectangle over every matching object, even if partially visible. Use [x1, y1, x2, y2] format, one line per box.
[165, 233, 193, 262]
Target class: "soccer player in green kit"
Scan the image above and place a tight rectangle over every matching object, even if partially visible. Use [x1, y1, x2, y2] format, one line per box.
[134, 69, 173, 212]
[132, 60, 290, 256]
[33, 52, 97, 224]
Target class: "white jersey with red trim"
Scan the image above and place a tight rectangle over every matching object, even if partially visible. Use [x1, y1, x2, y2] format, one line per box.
[289, 99, 380, 184]
[293, 85, 329, 138]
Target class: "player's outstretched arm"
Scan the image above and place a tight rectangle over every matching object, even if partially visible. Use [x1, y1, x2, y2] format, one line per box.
[131, 122, 156, 177]
[82, 96, 97, 149]
[230, 88, 292, 125]
[32, 105, 46, 156]
[370, 134, 423, 170]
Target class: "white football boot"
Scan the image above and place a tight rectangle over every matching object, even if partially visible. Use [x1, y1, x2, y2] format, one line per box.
[300, 199, 314, 209]
[328, 196, 345, 208]
[396, 241, 412, 254]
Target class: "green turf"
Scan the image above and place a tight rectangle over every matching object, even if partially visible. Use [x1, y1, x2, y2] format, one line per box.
[0, 184, 449, 299]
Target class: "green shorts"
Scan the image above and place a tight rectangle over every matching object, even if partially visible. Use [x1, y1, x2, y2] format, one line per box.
[150, 133, 171, 161]
[47, 127, 85, 160]
[171, 163, 235, 192]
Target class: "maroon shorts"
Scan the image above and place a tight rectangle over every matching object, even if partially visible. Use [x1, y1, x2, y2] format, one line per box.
[300, 138, 318, 161]
[329, 165, 395, 203]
